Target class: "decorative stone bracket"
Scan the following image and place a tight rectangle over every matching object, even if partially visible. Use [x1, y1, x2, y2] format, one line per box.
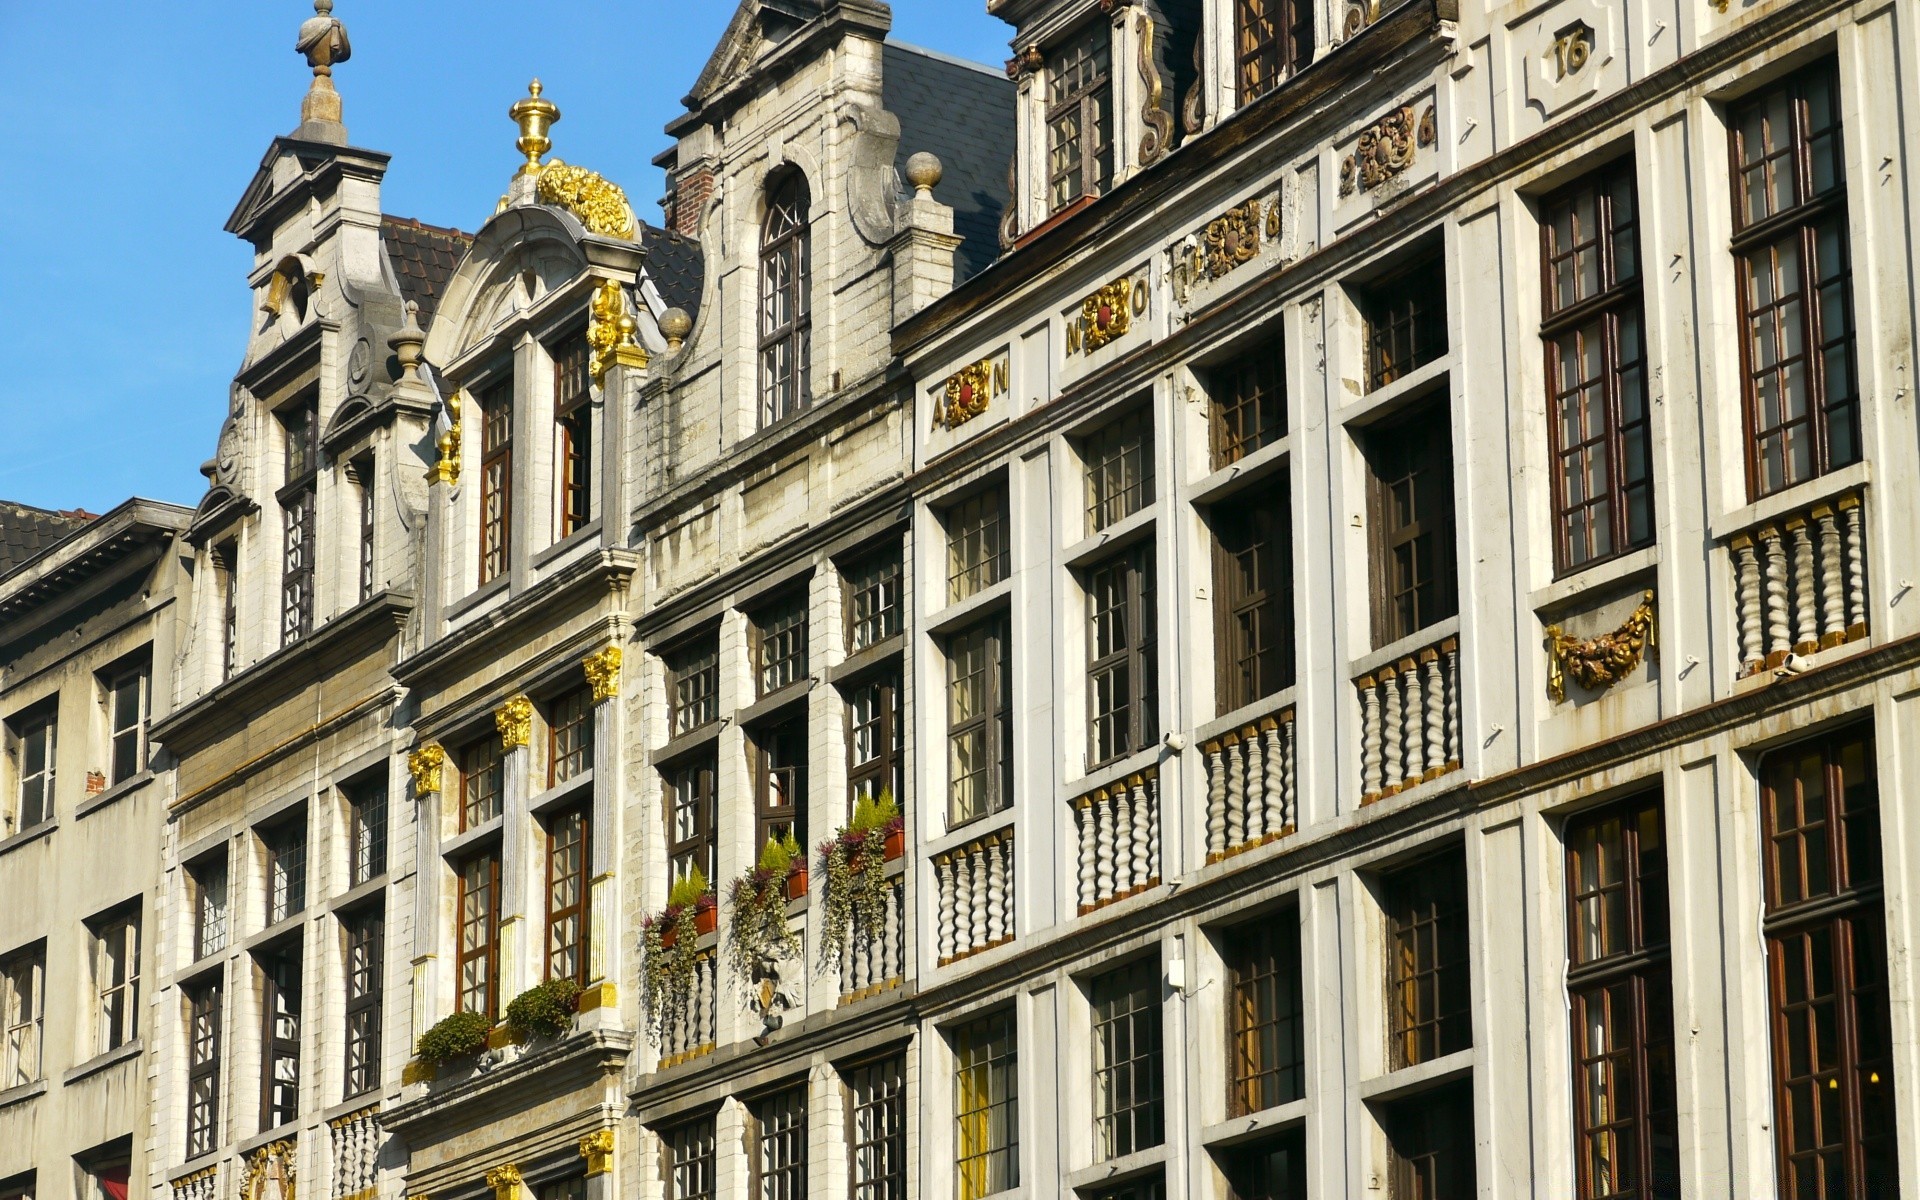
[1546, 590, 1656, 703]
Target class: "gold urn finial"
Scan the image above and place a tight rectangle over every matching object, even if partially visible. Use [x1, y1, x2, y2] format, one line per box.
[510, 79, 561, 176]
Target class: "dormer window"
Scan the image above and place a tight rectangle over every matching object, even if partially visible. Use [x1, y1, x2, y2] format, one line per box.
[1237, 0, 1314, 105]
[1046, 25, 1113, 213]
[479, 376, 514, 585]
[759, 172, 813, 428]
[279, 397, 319, 644]
[552, 329, 593, 539]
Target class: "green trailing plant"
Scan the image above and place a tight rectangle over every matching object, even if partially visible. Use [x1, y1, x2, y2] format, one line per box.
[641, 866, 713, 1036]
[504, 977, 581, 1042]
[727, 833, 804, 981]
[817, 790, 905, 969]
[415, 1010, 492, 1066]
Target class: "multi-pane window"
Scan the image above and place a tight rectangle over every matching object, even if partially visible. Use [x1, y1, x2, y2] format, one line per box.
[460, 737, 504, 830]
[753, 718, 807, 850]
[752, 1086, 807, 1200]
[105, 660, 150, 786]
[1091, 959, 1165, 1160]
[1086, 548, 1158, 767]
[193, 856, 229, 960]
[1365, 404, 1458, 648]
[845, 550, 902, 651]
[947, 619, 1012, 826]
[9, 708, 55, 834]
[343, 907, 382, 1099]
[348, 783, 388, 887]
[479, 376, 514, 585]
[281, 398, 318, 644]
[946, 489, 1010, 604]
[1209, 339, 1288, 469]
[1213, 477, 1294, 713]
[1226, 917, 1305, 1116]
[1359, 258, 1448, 392]
[666, 1117, 717, 1200]
[1542, 162, 1652, 572]
[1222, 1128, 1308, 1200]
[667, 636, 719, 736]
[760, 173, 813, 427]
[1760, 726, 1895, 1197]
[1384, 850, 1471, 1068]
[546, 804, 590, 985]
[665, 756, 717, 885]
[1237, 0, 1312, 104]
[548, 688, 594, 786]
[458, 850, 502, 1019]
[1045, 24, 1112, 212]
[1566, 794, 1678, 1200]
[1084, 411, 1154, 534]
[953, 1011, 1019, 1200]
[535, 1179, 584, 1200]
[186, 981, 222, 1159]
[92, 909, 140, 1054]
[753, 593, 809, 697]
[554, 328, 593, 539]
[847, 1056, 907, 1200]
[217, 542, 239, 681]
[0, 945, 43, 1089]
[356, 455, 376, 601]
[264, 818, 308, 926]
[846, 673, 901, 811]
[1382, 1079, 1477, 1200]
[1731, 63, 1857, 499]
[259, 946, 302, 1128]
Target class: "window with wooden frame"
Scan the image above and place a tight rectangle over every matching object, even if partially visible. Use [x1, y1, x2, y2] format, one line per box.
[0, 1176, 31, 1200]
[104, 655, 150, 786]
[460, 737, 504, 830]
[1541, 161, 1653, 573]
[1731, 63, 1857, 500]
[1045, 23, 1113, 213]
[1226, 915, 1305, 1116]
[666, 1117, 717, 1200]
[665, 755, 717, 886]
[847, 1055, 907, 1200]
[457, 849, 501, 1019]
[952, 1011, 1019, 1200]
[0, 944, 43, 1089]
[192, 855, 229, 960]
[1358, 257, 1448, 392]
[545, 803, 590, 985]
[185, 980, 222, 1159]
[90, 907, 140, 1055]
[947, 617, 1012, 827]
[548, 687, 594, 787]
[752, 1085, 807, 1200]
[553, 326, 594, 539]
[760, 172, 813, 427]
[846, 671, 901, 813]
[216, 541, 239, 681]
[845, 548, 903, 652]
[8, 705, 55, 835]
[1236, 0, 1313, 105]
[355, 454, 376, 601]
[342, 906, 382, 1099]
[258, 943, 302, 1128]
[348, 782, 388, 887]
[1209, 338, 1289, 469]
[1212, 475, 1294, 714]
[280, 397, 318, 644]
[752, 592, 810, 698]
[752, 717, 807, 851]
[478, 375, 514, 585]
[534, 1179, 584, 1200]
[1090, 958, 1165, 1160]
[1083, 410, 1154, 535]
[1759, 725, 1895, 1198]
[946, 488, 1010, 604]
[1363, 403, 1458, 648]
[666, 635, 719, 737]
[1565, 793, 1679, 1200]
[1384, 850, 1471, 1068]
[1220, 1127, 1307, 1200]
[1086, 546, 1158, 767]
[263, 816, 308, 926]
[1381, 1078, 1476, 1200]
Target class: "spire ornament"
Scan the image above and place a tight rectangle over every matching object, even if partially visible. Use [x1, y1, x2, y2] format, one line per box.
[295, 0, 352, 139]
[509, 80, 560, 176]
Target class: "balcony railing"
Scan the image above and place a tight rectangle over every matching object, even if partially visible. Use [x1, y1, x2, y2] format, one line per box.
[1072, 767, 1161, 913]
[1356, 633, 1461, 803]
[1203, 702, 1297, 862]
[657, 948, 718, 1070]
[1727, 488, 1868, 677]
[172, 1168, 218, 1200]
[839, 874, 905, 1004]
[328, 1105, 380, 1200]
[932, 830, 1014, 965]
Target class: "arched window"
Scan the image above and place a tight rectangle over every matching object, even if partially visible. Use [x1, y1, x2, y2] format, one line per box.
[759, 172, 812, 427]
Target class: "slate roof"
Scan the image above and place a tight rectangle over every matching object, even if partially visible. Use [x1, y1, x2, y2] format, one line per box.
[381, 216, 474, 326]
[643, 224, 706, 323]
[883, 42, 1016, 284]
[0, 501, 95, 576]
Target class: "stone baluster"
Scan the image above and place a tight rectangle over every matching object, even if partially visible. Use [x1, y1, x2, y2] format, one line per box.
[1402, 657, 1425, 782]
[986, 838, 1009, 944]
[1113, 785, 1136, 895]
[1260, 718, 1284, 836]
[1204, 741, 1227, 858]
[1444, 638, 1461, 770]
[1789, 516, 1818, 654]
[1733, 534, 1763, 673]
[1139, 773, 1158, 883]
[1421, 649, 1446, 782]
[961, 845, 982, 953]
[1075, 797, 1096, 912]
[1381, 664, 1404, 792]
[1095, 789, 1117, 902]
[1280, 712, 1297, 829]
[934, 854, 955, 962]
[1762, 525, 1789, 665]
[1814, 504, 1845, 647]
[1242, 727, 1265, 840]
[1224, 732, 1247, 848]
[1127, 774, 1151, 887]
[1359, 675, 1382, 800]
[1841, 494, 1866, 637]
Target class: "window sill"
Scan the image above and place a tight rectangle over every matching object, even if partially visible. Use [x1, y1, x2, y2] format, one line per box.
[1064, 743, 1167, 803]
[1063, 506, 1156, 571]
[0, 819, 57, 858]
[827, 636, 904, 686]
[446, 573, 512, 624]
[737, 679, 813, 729]
[532, 520, 604, 571]
[1708, 458, 1872, 542]
[1063, 1145, 1166, 1192]
[441, 815, 504, 863]
[1335, 351, 1451, 425]
[0, 1079, 46, 1111]
[1530, 544, 1659, 616]
[245, 911, 307, 954]
[530, 770, 594, 819]
[239, 1121, 300, 1157]
[328, 874, 389, 916]
[77, 770, 154, 819]
[925, 579, 1012, 638]
[1201, 1097, 1308, 1149]
[927, 808, 1015, 859]
[1194, 686, 1300, 746]
[64, 1039, 142, 1084]
[654, 721, 722, 765]
[1357, 1047, 1474, 1104]
[1187, 434, 1294, 508]
[1349, 614, 1462, 681]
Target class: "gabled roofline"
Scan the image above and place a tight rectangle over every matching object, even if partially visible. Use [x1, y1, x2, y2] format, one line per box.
[0, 498, 190, 628]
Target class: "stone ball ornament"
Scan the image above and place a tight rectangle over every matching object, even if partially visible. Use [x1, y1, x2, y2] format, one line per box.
[905, 152, 944, 194]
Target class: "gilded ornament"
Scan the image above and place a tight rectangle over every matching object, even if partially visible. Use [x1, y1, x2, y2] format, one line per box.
[1342, 0, 1381, 37]
[935, 355, 1008, 431]
[1203, 199, 1262, 279]
[1136, 14, 1174, 166]
[1546, 590, 1657, 703]
[587, 280, 626, 382]
[535, 161, 638, 240]
[484, 1165, 523, 1200]
[578, 1130, 615, 1177]
[1265, 194, 1282, 241]
[583, 645, 623, 703]
[1417, 104, 1437, 147]
[509, 80, 559, 176]
[430, 391, 462, 486]
[1071, 277, 1140, 355]
[1341, 105, 1420, 196]
[407, 744, 446, 795]
[495, 695, 534, 750]
[241, 1142, 297, 1200]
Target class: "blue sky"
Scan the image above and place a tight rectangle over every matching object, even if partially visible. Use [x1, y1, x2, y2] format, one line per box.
[0, 2, 1010, 512]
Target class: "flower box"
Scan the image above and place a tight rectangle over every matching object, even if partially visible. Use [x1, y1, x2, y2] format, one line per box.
[884, 825, 905, 862]
[786, 864, 810, 901]
[694, 903, 717, 936]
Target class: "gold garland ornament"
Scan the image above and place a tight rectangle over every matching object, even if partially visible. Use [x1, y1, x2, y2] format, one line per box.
[1546, 590, 1656, 703]
[536, 160, 638, 240]
[241, 1142, 297, 1200]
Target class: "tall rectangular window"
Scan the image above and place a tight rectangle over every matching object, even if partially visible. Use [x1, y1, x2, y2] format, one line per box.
[356, 455, 376, 601]
[186, 981, 222, 1159]
[845, 550, 903, 652]
[193, 855, 229, 960]
[947, 618, 1012, 827]
[1213, 477, 1294, 713]
[1384, 850, 1471, 1068]
[460, 737, 503, 830]
[1237, 0, 1313, 104]
[281, 398, 318, 645]
[458, 851, 501, 1019]
[1083, 411, 1154, 535]
[0, 945, 43, 1089]
[1226, 917, 1305, 1116]
[1221, 1127, 1307, 1200]
[1046, 24, 1113, 212]
[666, 1117, 717, 1200]
[553, 330, 594, 539]
[752, 593, 809, 697]
[217, 541, 239, 681]
[92, 908, 140, 1054]
[759, 173, 813, 427]
[667, 636, 719, 737]
[752, 1086, 807, 1200]
[1086, 547, 1158, 767]
[665, 756, 717, 885]
[1382, 1078, 1477, 1200]
[104, 659, 150, 786]
[348, 783, 388, 887]
[1566, 794, 1678, 1200]
[953, 1011, 1019, 1200]
[8, 707, 55, 834]
[847, 1056, 907, 1200]
[546, 804, 590, 985]
[343, 907, 382, 1099]
[259, 946, 302, 1128]
[479, 376, 513, 585]
[1542, 161, 1652, 572]
[264, 818, 307, 926]
[1731, 63, 1857, 499]
[1760, 726, 1895, 1197]
[1364, 403, 1458, 648]
[846, 672, 901, 811]
[1359, 258, 1448, 392]
[1209, 339, 1288, 469]
[946, 489, 1010, 604]
[752, 718, 807, 850]
[548, 687, 594, 786]
[1091, 959, 1165, 1160]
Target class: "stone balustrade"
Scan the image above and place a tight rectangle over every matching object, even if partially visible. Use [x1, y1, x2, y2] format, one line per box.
[328, 1105, 380, 1200]
[1072, 767, 1160, 913]
[839, 874, 906, 1003]
[658, 947, 718, 1069]
[1727, 488, 1868, 677]
[932, 831, 1014, 965]
[1203, 702, 1297, 863]
[172, 1168, 218, 1200]
[1357, 634, 1461, 803]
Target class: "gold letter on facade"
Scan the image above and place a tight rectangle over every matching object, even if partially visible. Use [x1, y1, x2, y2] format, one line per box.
[583, 646, 623, 704]
[407, 744, 446, 795]
[578, 1130, 615, 1177]
[496, 695, 534, 750]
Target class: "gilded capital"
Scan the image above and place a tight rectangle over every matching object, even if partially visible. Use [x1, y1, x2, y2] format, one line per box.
[583, 646, 623, 703]
[407, 744, 446, 795]
[496, 695, 534, 750]
[578, 1129, 615, 1177]
[484, 1165, 522, 1200]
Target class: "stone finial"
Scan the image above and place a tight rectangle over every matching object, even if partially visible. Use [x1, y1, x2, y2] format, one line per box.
[389, 301, 426, 379]
[295, 0, 352, 141]
[659, 307, 692, 352]
[905, 152, 944, 197]
[509, 79, 561, 176]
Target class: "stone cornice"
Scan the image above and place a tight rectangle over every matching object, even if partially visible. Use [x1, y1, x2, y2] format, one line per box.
[380, 1028, 632, 1149]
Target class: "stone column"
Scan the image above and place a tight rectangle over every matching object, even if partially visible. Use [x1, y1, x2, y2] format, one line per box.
[495, 695, 535, 1010]
[582, 645, 623, 1021]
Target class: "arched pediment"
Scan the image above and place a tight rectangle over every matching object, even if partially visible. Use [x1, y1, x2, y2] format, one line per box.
[423, 206, 594, 366]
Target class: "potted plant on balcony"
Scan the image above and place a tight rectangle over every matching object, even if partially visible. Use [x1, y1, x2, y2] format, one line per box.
[727, 833, 805, 982]
[414, 1009, 492, 1071]
[640, 868, 714, 1032]
[817, 790, 905, 968]
[503, 977, 581, 1043]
